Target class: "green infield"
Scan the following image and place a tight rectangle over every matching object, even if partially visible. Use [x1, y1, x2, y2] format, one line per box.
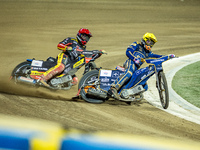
[172, 61, 200, 108]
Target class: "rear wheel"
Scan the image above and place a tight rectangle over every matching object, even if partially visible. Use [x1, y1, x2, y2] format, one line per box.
[78, 69, 105, 104]
[157, 71, 169, 109]
[10, 61, 31, 82]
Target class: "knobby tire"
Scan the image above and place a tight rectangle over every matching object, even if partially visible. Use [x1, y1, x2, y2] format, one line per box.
[78, 70, 105, 104]
[158, 71, 169, 109]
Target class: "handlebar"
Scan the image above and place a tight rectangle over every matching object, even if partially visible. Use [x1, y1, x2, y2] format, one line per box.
[141, 55, 178, 64]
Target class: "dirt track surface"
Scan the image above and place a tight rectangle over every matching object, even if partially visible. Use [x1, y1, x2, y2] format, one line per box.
[0, 0, 200, 145]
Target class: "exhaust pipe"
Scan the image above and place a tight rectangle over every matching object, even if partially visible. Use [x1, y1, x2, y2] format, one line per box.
[17, 76, 37, 85]
[87, 88, 107, 99]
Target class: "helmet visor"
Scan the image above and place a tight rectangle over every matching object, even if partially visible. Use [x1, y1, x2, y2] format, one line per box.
[146, 40, 155, 47]
[82, 34, 90, 42]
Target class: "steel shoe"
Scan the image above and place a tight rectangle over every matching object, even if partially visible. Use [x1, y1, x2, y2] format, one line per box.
[108, 87, 120, 100]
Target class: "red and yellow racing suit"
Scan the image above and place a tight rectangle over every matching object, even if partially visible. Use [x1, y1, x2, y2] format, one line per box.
[41, 37, 86, 85]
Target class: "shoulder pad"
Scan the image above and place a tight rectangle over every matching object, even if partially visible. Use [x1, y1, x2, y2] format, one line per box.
[130, 41, 139, 46]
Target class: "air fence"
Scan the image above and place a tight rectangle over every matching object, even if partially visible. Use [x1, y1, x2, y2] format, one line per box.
[0, 114, 199, 150]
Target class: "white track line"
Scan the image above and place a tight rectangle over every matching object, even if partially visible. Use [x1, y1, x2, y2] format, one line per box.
[144, 53, 200, 124]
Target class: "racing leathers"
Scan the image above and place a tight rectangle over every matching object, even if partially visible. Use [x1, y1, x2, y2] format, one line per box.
[111, 41, 163, 91]
[40, 37, 86, 86]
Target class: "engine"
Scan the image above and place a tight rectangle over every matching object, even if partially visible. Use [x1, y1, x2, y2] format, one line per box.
[121, 85, 145, 99]
[50, 75, 72, 88]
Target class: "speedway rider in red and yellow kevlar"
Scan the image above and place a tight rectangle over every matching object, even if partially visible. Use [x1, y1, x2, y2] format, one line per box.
[108, 32, 176, 99]
[39, 28, 92, 87]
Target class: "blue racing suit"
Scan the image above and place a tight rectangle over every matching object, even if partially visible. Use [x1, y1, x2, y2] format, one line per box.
[111, 41, 163, 90]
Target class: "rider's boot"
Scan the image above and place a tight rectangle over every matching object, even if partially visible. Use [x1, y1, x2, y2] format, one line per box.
[38, 75, 50, 87]
[107, 87, 120, 100]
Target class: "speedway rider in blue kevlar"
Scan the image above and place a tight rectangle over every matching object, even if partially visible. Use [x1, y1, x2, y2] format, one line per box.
[108, 32, 175, 100]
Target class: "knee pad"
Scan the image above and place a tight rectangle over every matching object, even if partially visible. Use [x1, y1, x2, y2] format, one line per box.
[72, 76, 78, 86]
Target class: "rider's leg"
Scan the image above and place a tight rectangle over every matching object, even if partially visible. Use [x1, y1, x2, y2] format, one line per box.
[39, 53, 67, 87]
[108, 59, 136, 99]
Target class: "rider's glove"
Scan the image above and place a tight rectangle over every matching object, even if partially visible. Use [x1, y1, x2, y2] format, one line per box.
[169, 54, 176, 59]
[134, 57, 141, 67]
[66, 46, 72, 51]
[79, 54, 85, 58]
[100, 49, 106, 54]
[98, 49, 106, 56]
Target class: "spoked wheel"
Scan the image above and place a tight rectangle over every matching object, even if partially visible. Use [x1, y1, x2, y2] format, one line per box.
[78, 70, 106, 104]
[83, 62, 97, 75]
[10, 61, 31, 82]
[157, 71, 169, 109]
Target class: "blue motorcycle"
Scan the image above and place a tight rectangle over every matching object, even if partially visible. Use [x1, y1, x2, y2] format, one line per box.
[77, 55, 171, 109]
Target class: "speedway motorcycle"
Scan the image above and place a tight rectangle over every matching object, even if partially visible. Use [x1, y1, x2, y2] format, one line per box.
[10, 50, 105, 90]
[76, 55, 173, 109]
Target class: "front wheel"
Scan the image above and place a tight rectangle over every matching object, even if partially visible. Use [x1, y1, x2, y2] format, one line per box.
[78, 69, 105, 104]
[157, 71, 169, 109]
[83, 62, 97, 75]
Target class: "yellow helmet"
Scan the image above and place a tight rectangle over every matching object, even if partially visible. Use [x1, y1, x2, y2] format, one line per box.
[141, 32, 157, 51]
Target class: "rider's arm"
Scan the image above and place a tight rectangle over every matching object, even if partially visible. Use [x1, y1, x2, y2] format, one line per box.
[57, 43, 72, 52]
[126, 42, 145, 67]
[148, 52, 163, 58]
[57, 38, 73, 52]
[57, 38, 81, 60]
[126, 42, 139, 60]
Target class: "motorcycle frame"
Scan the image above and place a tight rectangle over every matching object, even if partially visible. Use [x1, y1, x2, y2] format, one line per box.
[118, 56, 169, 95]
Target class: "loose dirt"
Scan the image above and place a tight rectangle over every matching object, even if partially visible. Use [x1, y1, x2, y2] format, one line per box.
[0, 0, 199, 145]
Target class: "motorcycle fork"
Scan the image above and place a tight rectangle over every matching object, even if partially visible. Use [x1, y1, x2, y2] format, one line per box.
[155, 71, 161, 91]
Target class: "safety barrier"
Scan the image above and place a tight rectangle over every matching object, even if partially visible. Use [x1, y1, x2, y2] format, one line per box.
[0, 114, 199, 150]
